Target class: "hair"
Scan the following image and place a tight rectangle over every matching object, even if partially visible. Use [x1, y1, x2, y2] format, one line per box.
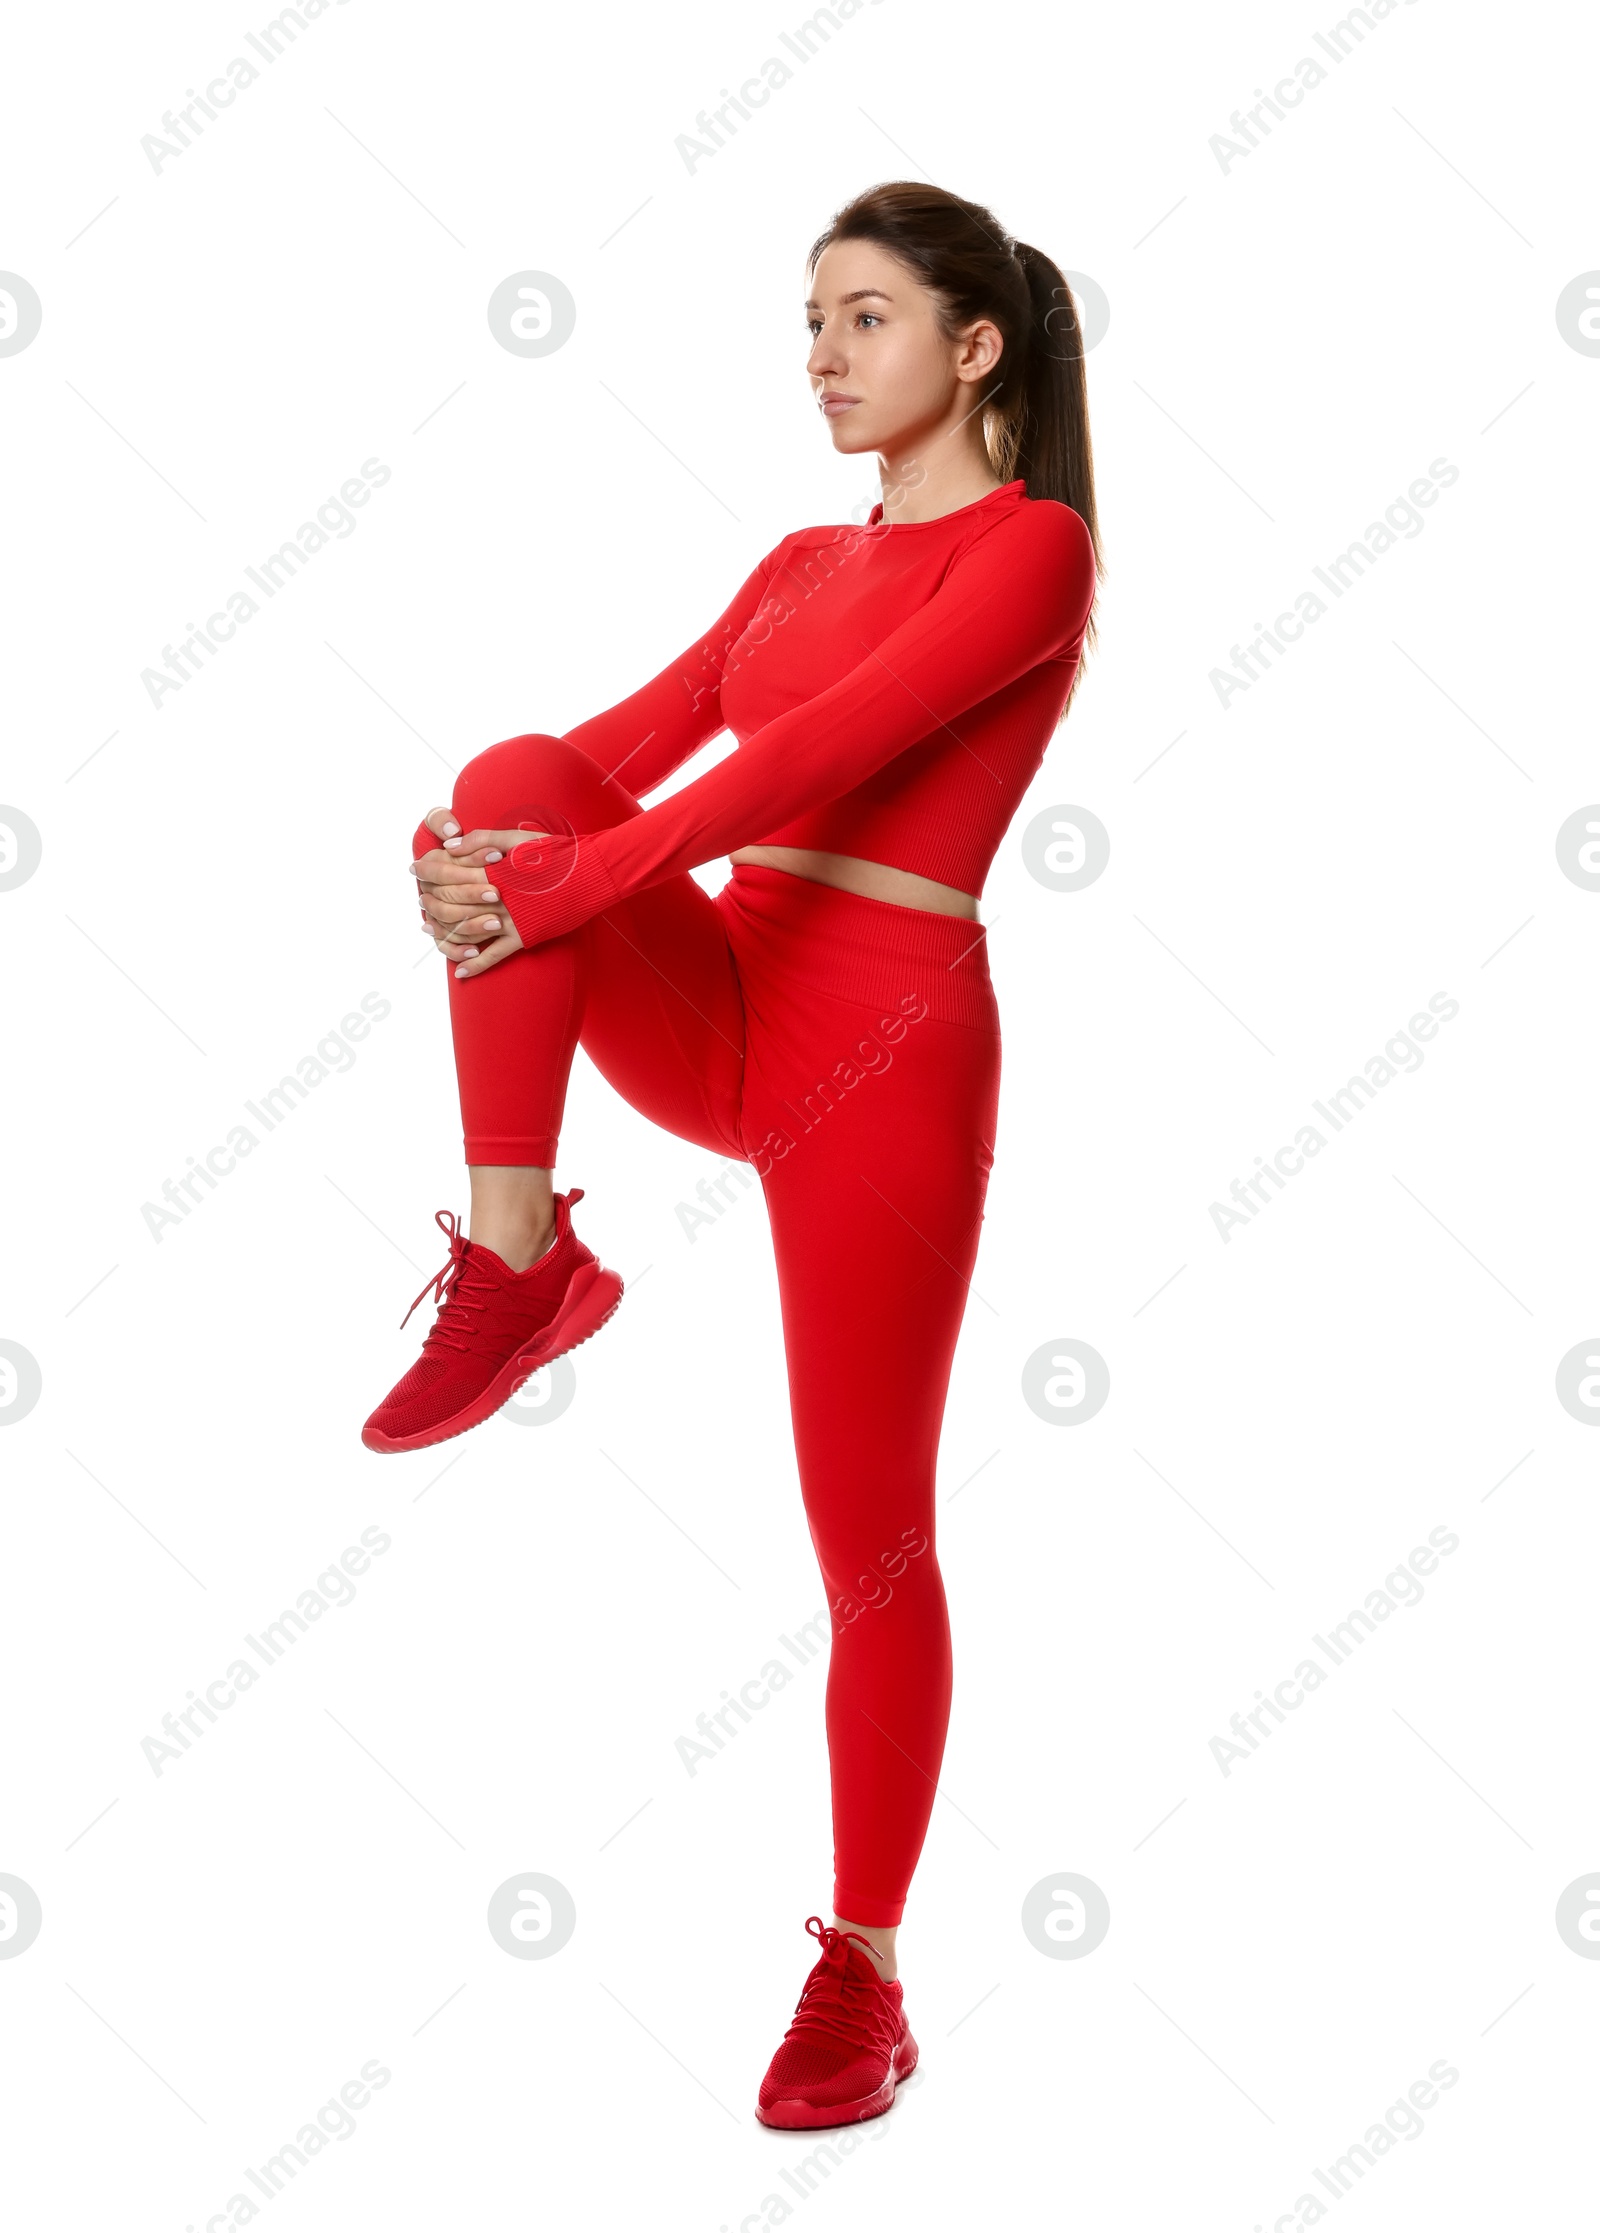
[807, 180, 1103, 671]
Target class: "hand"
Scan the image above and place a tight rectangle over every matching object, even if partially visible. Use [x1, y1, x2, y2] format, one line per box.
[411, 805, 534, 979]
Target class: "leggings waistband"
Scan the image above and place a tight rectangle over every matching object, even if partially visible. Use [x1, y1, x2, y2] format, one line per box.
[718, 863, 999, 1031]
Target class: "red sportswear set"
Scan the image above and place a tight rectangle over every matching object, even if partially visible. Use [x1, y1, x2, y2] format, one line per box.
[410, 478, 1096, 1929]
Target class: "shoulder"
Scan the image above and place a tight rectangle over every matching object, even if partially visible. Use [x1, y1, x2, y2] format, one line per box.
[951, 498, 1096, 652]
[753, 520, 884, 597]
[764, 519, 870, 568]
[966, 494, 1092, 571]
[959, 497, 1095, 627]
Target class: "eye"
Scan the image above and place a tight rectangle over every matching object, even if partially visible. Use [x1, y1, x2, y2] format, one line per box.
[805, 311, 884, 337]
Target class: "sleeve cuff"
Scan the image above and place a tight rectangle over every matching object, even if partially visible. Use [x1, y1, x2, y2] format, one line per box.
[493, 829, 623, 946]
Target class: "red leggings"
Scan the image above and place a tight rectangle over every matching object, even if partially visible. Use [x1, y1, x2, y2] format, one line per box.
[423, 734, 1003, 1926]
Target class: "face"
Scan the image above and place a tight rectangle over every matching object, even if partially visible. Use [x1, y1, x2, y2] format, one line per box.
[804, 238, 1003, 464]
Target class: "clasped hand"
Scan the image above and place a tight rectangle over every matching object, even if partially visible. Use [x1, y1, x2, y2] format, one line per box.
[411, 807, 537, 979]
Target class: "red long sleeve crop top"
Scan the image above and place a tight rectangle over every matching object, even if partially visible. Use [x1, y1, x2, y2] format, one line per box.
[430, 477, 1096, 947]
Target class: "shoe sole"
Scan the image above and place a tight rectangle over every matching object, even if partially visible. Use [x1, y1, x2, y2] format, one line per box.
[361, 1260, 624, 1454]
[754, 2032, 919, 2130]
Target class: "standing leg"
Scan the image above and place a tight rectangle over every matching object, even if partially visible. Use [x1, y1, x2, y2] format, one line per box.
[740, 950, 1002, 1942]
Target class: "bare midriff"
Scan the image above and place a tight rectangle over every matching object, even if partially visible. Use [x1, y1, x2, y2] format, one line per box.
[727, 844, 979, 920]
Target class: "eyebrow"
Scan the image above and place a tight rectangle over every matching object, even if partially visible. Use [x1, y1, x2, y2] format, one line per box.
[803, 289, 894, 310]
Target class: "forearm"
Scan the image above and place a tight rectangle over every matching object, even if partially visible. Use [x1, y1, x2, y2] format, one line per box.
[486, 505, 1094, 948]
[406, 545, 789, 877]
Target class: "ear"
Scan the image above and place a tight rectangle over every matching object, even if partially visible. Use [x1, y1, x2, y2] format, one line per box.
[954, 316, 1004, 383]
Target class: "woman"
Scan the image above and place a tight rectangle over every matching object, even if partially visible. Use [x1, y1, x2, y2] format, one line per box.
[363, 179, 1100, 2129]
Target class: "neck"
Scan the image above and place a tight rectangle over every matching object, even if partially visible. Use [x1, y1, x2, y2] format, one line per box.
[876, 435, 1004, 526]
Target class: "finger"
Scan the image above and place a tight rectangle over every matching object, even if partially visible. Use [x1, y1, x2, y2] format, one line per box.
[439, 912, 502, 943]
[411, 853, 503, 891]
[421, 887, 486, 914]
[452, 930, 522, 979]
[424, 806, 464, 851]
[450, 827, 532, 859]
[423, 886, 499, 925]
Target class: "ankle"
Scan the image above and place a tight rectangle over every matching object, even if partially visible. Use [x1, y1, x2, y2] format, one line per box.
[490, 1223, 557, 1277]
[471, 1214, 557, 1272]
[832, 1916, 897, 1980]
[467, 1165, 556, 1271]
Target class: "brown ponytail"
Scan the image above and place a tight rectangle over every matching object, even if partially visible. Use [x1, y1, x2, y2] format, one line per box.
[808, 181, 1103, 666]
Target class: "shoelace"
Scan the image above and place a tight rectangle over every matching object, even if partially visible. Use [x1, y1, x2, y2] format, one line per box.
[400, 1209, 503, 1353]
[781, 1917, 900, 2059]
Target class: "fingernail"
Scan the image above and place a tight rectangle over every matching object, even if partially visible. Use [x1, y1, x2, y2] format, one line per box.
[443, 819, 459, 835]
[483, 918, 500, 931]
[444, 837, 462, 849]
[481, 889, 498, 902]
[485, 850, 503, 862]
[454, 965, 470, 979]
[461, 946, 479, 957]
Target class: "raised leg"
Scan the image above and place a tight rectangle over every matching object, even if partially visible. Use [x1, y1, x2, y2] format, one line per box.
[419, 733, 749, 1186]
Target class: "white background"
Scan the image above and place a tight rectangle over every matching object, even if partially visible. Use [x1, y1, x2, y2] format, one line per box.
[2, 0, 1597, 2226]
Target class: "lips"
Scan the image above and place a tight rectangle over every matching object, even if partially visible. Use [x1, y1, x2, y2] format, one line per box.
[820, 394, 861, 416]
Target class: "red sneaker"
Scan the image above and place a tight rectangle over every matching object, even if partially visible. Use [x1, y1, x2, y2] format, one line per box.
[361, 1188, 623, 1453]
[755, 1917, 918, 2129]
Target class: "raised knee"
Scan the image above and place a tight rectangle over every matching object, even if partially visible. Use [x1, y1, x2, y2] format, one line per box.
[452, 732, 597, 832]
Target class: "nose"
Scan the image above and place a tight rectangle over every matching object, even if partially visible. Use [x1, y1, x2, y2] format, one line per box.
[807, 322, 846, 385]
